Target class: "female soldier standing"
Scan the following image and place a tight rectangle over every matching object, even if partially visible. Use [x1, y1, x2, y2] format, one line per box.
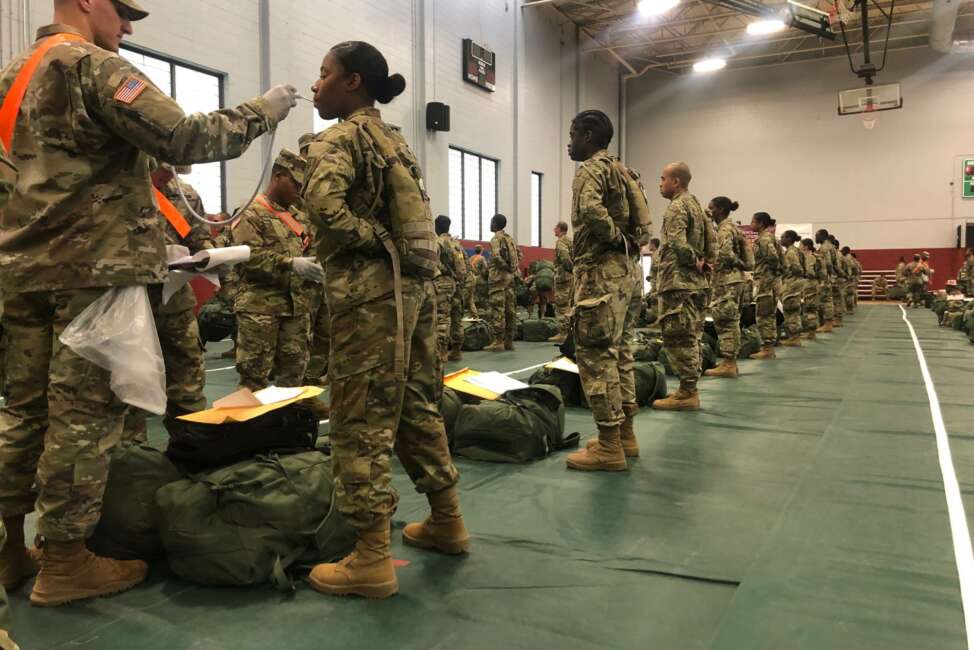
[750, 212, 782, 360]
[302, 41, 468, 600]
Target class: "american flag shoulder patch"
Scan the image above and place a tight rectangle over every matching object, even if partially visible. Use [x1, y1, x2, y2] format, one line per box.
[114, 76, 148, 104]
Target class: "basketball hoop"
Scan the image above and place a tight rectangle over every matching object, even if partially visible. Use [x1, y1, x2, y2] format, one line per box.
[861, 103, 877, 130]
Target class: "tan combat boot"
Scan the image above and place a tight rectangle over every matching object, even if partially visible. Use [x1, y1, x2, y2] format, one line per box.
[0, 516, 40, 591]
[584, 416, 639, 457]
[780, 337, 802, 348]
[567, 424, 627, 471]
[704, 358, 739, 378]
[448, 344, 463, 362]
[652, 386, 701, 411]
[816, 321, 833, 334]
[309, 521, 398, 599]
[503, 335, 515, 352]
[484, 339, 505, 352]
[403, 485, 470, 555]
[30, 541, 147, 607]
[749, 345, 777, 360]
[803, 330, 817, 341]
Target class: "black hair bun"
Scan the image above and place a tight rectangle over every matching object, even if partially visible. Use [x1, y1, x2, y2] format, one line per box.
[377, 73, 407, 104]
[730, 201, 739, 212]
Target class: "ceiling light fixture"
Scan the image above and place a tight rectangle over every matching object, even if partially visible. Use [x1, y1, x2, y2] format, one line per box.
[746, 19, 787, 36]
[637, 0, 680, 18]
[693, 57, 727, 73]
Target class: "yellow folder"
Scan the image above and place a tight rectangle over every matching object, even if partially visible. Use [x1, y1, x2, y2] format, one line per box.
[178, 386, 325, 424]
[443, 368, 500, 401]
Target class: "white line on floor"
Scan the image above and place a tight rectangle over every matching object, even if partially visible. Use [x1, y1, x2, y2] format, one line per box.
[900, 304, 974, 648]
[205, 365, 236, 373]
[504, 362, 548, 376]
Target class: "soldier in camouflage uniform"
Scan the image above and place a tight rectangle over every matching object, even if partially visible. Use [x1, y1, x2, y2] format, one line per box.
[0, 0, 296, 607]
[434, 215, 467, 363]
[470, 245, 489, 313]
[815, 230, 839, 328]
[828, 235, 846, 326]
[231, 149, 323, 391]
[904, 254, 925, 307]
[963, 249, 974, 296]
[749, 213, 782, 359]
[485, 214, 521, 352]
[653, 162, 711, 411]
[462, 253, 479, 318]
[121, 165, 213, 443]
[800, 239, 821, 339]
[303, 42, 466, 600]
[841, 247, 857, 313]
[779, 231, 805, 347]
[549, 221, 574, 342]
[703, 197, 752, 378]
[561, 110, 637, 471]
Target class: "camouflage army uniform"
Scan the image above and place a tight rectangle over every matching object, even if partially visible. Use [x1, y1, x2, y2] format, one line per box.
[830, 247, 846, 324]
[303, 106, 457, 531]
[0, 23, 276, 543]
[657, 189, 709, 391]
[965, 257, 974, 296]
[619, 258, 645, 418]
[553, 233, 574, 337]
[488, 230, 521, 345]
[802, 250, 821, 333]
[843, 254, 857, 312]
[304, 283, 331, 385]
[0, 134, 15, 642]
[754, 231, 783, 344]
[122, 176, 212, 442]
[571, 150, 635, 426]
[781, 245, 805, 339]
[905, 261, 925, 306]
[434, 233, 467, 362]
[231, 174, 315, 392]
[711, 218, 753, 359]
[818, 240, 841, 321]
[462, 254, 479, 318]
[470, 253, 489, 313]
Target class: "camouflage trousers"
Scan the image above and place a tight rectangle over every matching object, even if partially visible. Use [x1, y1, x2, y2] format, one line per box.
[845, 281, 856, 312]
[574, 265, 633, 427]
[236, 311, 311, 392]
[554, 275, 574, 337]
[0, 289, 127, 542]
[619, 264, 644, 418]
[488, 280, 516, 343]
[802, 282, 820, 332]
[819, 281, 834, 323]
[0, 518, 7, 631]
[711, 281, 746, 359]
[463, 276, 479, 319]
[755, 279, 781, 345]
[782, 279, 804, 339]
[907, 280, 925, 306]
[660, 289, 707, 391]
[329, 277, 459, 530]
[434, 277, 462, 362]
[832, 283, 846, 322]
[304, 287, 331, 386]
[122, 293, 207, 443]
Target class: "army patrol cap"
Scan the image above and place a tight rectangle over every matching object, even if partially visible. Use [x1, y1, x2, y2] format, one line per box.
[274, 148, 307, 185]
[114, 0, 150, 21]
[922, 251, 931, 258]
[298, 133, 316, 155]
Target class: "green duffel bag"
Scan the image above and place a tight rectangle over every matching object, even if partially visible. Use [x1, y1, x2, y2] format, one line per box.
[534, 265, 556, 292]
[738, 325, 763, 359]
[888, 285, 907, 300]
[634, 361, 667, 406]
[932, 297, 948, 319]
[88, 442, 183, 561]
[633, 330, 663, 362]
[461, 319, 491, 351]
[440, 387, 463, 446]
[522, 318, 559, 342]
[923, 292, 935, 309]
[951, 312, 965, 331]
[453, 385, 579, 463]
[156, 450, 356, 590]
[528, 366, 585, 407]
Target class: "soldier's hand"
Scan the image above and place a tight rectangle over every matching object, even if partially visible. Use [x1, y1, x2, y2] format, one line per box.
[292, 257, 325, 283]
[263, 84, 299, 122]
[695, 257, 706, 273]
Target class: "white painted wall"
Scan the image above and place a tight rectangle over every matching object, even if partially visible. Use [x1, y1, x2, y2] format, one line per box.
[625, 49, 974, 250]
[14, 0, 621, 248]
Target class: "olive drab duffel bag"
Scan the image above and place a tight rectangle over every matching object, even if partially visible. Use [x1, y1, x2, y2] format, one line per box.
[461, 319, 491, 351]
[439, 387, 464, 447]
[88, 442, 183, 561]
[634, 361, 668, 406]
[738, 325, 763, 359]
[529, 366, 585, 407]
[156, 450, 357, 590]
[658, 342, 717, 376]
[453, 385, 579, 463]
[197, 299, 235, 344]
[522, 318, 559, 342]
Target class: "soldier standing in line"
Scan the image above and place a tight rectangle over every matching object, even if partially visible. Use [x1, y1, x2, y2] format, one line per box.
[895, 256, 907, 291]
[485, 214, 521, 352]
[653, 162, 710, 411]
[561, 110, 636, 470]
[549, 221, 574, 343]
[827, 235, 846, 327]
[840, 246, 856, 314]
[905, 253, 925, 307]
[779, 230, 805, 347]
[800, 238, 821, 339]
[303, 41, 467, 600]
[749, 212, 782, 359]
[852, 252, 863, 308]
[920, 251, 934, 296]
[231, 149, 324, 391]
[703, 197, 752, 379]
[0, 0, 296, 607]
[964, 249, 974, 295]
[434, 215, 467, 363]
[469, 244, 489, 314]
[815, 229, 838, 330]
[461, 249, 479, 319]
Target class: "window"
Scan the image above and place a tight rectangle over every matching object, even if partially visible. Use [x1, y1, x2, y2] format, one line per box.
[530, 172, 542, 247]
[448, 146, 498, 240]
[120, 45, 227, 212]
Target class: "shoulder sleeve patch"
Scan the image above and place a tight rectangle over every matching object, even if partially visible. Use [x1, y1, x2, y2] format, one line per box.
[114, 75, 148, 104]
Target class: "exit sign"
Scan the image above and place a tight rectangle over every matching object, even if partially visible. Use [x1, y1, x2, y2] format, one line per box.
[965, 159, 974, 198]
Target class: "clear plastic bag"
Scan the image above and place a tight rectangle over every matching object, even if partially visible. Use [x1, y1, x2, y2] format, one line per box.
[59, 286, 167, 415]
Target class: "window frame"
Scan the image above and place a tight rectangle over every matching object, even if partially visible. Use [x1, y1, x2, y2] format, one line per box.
[530, 171, 543, 247]
[120, 43, 229, 211]
[448, 145, 500, 241]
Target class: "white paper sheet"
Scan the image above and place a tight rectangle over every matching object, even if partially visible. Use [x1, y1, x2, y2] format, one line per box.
[466, 371, 529, 395]
[253, 386, 305, 405]
[163, 245, 250, 304]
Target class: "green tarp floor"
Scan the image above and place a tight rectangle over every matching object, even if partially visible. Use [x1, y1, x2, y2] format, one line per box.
[6, 304, 971, 649]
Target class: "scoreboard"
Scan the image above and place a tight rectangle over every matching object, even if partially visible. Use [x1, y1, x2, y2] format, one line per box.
[462, 39, 495, 92]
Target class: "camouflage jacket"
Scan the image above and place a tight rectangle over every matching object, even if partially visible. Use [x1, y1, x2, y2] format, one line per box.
[895, 262, 906, 284]
[803, 248, 822, 283]
[0, 146, 15, 209]
[783, 245, 805, 280]
[436, 233, 467, 283]
[0, 24, 276, 294]
[570, 149, 630, 276]
[657, 190, 709, 293]
[232, 194, 314, 316]
[753, 230, 782, 286]
[554, 234, 573, 281]
[818, 240, 840, 281]
[489, 230, 521, 283]
[470, 254, 488, 284]
[713, 218, 751, 286]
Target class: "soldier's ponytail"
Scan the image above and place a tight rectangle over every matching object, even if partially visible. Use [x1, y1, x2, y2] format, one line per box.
[331, 41, 407, 104]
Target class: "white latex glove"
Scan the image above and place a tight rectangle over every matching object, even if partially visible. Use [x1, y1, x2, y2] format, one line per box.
[292, 257, 325, 283]
[262, 84, 299, 122]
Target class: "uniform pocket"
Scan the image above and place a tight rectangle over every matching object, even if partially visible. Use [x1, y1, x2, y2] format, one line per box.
[574, 295, 615, 348]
